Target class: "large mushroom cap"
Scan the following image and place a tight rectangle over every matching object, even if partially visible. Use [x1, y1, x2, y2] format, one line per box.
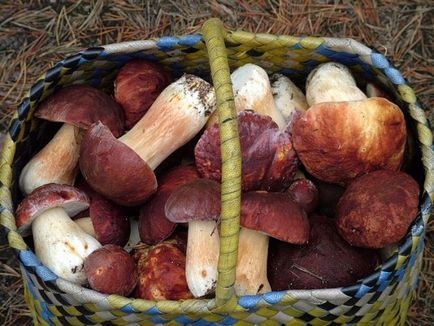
[139, 165, 200, 245]
[292, 97, 406, 185]
[241, 191, 310, 244]
[79, 122, 157, 206]
[114, 59, 171, 129]
[336, 170, 420, 248]
[35, 85, 124, 137]
[196, 111, 299, 191]
[16, 183, 89, 236]
[165, 179, 220, 223]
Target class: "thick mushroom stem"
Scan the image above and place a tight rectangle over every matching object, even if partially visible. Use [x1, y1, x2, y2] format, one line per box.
[306, 62, 367, 106]
[207, 64, 286, 130]
[75, 217, 96, 238]
[119, 74, 216, 170]
[19, 124, 81, 195]
[185, 220, 219, 298]
[33, 207, 101, 284]
[235, 228, 271, 295]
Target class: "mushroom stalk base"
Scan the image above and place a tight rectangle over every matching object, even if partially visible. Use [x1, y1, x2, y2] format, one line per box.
[19, 123, 81, 195]
[235, 228, 271, 295]
[33, 207, 101, 284]
[185, 220, 219, 298]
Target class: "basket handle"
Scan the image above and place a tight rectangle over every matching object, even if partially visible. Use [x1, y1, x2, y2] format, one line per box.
[202, 18, 242, 310]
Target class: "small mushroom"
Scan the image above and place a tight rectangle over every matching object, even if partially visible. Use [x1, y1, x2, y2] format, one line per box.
[268, 214, 378, 290]
[287, 178, 319, 214]
[132, 241, 192, 300]
[139, 165, 200, 245]
[74, 178, 130, 246]
[15, 184, 101, 284]
[235, 192, 310, 296]
[270, 73, 308, 126]
[305, 62, 367, 106]
[19, 85, 124, 195]
[114, 59, 171, 129]
[196, 111, 299, 192]
[80, 74, 216, 206]
[207, 64, 286, 129]
[84, 244, 138, 296]
[336, 170, 420, 248]
[165, 179, 220, 298]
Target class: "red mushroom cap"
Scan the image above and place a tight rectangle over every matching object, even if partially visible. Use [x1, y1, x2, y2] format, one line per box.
[35, 85, 124, 137]
[288, 178, 319, 214]
[79, 122, 157, 206]
[84, 244, 138, 296]
[16, 183, 89, 236]
[114, 59, 171, 129]
[139, 165, 200, 245]
[240, 191, 309, 244]
[165, 179, 220, 223]
[195, 111, 299, 191]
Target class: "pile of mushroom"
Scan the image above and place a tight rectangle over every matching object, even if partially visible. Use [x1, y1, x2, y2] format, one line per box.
[15, 59, 420, 299]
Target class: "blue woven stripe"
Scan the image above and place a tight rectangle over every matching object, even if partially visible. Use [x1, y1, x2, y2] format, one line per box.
[20, 250, 57, 281]
[157, 34, 202, 50]
[238, 295, 262, 309]
[145, 306, 160, 315]
[219, 316, 237, 325]
[354, 284, 372, 299]
[120, 304, 136, 314]
[263, 291, 286, 304]
[151, 316, 166, 324]
[371, 52, 406, 85]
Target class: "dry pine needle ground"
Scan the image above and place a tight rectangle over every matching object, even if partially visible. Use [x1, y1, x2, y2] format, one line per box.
[0, 1, 432, 325]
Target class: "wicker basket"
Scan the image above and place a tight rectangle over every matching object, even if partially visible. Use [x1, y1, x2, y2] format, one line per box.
[0, 18, 432, 325]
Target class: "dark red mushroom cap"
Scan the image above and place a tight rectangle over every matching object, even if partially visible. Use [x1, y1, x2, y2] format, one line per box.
[114, 59, 171, 129]
[16, 183, 89, 236]
[288, 178, 319, 214]
[165, 179, 220, 223]
[195, 111, 299, 192]
[79, 122, 157, 206]
[139, 165, 200, 245]
[35, 85, 124, 137]
[240, 191, 309, 244]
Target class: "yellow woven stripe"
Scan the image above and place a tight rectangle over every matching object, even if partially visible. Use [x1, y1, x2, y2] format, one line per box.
[309, 318, 331, 326]
[261, 319, 280, 326]
[255, 307, 278, 318]
[202, 18, 242, 309]
[8, 230, 28, 250]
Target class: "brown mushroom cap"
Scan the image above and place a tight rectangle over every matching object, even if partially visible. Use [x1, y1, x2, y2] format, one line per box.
[165, 179, 220, 223]
[132, 241, 192, 300]
[195, 111, 299, 192]
[16, 183, 89, 236]
[84, 244, 138, 296]
[241, 192, 309, 244]
[292, 97, 406, 185]
[288, 178, 319, 214]
[268, 214, 379, 290]
[139, 165, 200, 245]
[336, 170, 420, 248]
[114, 59, 171, 129]
[75, 177, 130, 246]
[79, 122, 157, 206]
[35, 85, 124, 137]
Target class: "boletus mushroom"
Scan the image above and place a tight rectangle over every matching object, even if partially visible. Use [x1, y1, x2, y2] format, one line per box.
[336, 170, 420, 248]
[114, 59, 171, 129]
[235, 192, 310, 295]
[74, 178, 130, 247]
[268, 214, 378, 290]
[287, 178, 319, 214]
[132, 241, 192, 300]
[80, 74, 216, 206]
[19, 85, 124, 195]
[165, 179, 220, 298]
[15, 184, 101, 284]
[84, 244, 138, 296]
[196, 111, 299, 192]
[139, 165, 200, 245]
[207, 64, 285, 129]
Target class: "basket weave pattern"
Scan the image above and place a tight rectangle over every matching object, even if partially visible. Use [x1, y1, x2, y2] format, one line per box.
[0, 19, 432, 325]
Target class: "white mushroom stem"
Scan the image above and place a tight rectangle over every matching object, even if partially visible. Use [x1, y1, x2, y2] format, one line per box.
[235, 228, 271, 295]
[75, 217, 96, 237]
[207, 64, 286, 130]
[124, 219, 140, 252]
[271, 73, 308, 125]
[119, 75, 216, 170]
[33, 207, 101, 284]
[185, 220, 219, 298]
[306, 62, 367, 106]
[19, 124, 81, 195]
